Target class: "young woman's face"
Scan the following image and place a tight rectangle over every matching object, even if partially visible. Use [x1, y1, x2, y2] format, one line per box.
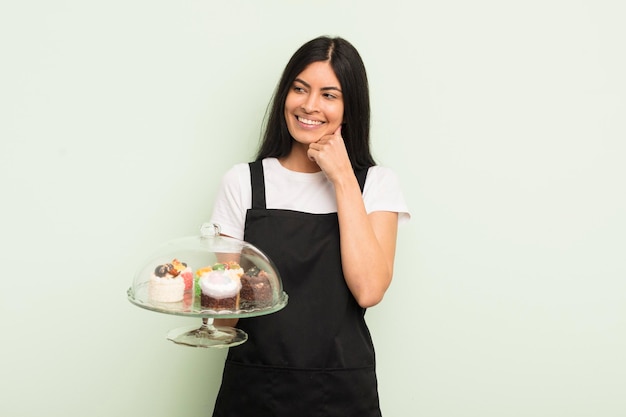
[284, 61, 344, 145]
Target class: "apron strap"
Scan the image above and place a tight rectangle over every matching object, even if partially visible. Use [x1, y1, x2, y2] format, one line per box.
[249, 160, 266, 209]
[355, 166, 370, 192]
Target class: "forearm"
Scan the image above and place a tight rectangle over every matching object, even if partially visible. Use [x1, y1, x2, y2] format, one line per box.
[334, 173, 397, 308]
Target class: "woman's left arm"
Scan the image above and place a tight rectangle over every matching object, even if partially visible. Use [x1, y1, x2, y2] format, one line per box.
[334, 176, 398, 308]
[308, 126, 399, 308]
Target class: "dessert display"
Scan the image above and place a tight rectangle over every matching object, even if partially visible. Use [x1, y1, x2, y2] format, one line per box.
[133, 248, 285, 314]
[195, 262, 244, 312]
[128, 224, 289, 347]
[148, 259, 189, 303]
[141, 256, 280, 313]
[128, 225, 287, 318]
[240, 266, 273, 309]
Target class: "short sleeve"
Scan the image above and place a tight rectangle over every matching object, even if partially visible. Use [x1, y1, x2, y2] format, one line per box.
[209, 163, 252, 240]
[362, 166, 411, 224]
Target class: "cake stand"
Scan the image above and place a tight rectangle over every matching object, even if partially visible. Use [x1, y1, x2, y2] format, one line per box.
[127, 223, 288, 348]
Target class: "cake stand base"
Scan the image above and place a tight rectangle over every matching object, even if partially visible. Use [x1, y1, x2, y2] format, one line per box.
[166, 318, 248, 348]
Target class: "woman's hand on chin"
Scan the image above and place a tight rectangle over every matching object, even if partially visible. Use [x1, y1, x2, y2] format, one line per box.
[307, 125, 352, 184]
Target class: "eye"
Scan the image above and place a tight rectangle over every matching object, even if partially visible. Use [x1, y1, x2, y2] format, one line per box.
[292, 84, 306, 94]
[323, 92, 338, 100]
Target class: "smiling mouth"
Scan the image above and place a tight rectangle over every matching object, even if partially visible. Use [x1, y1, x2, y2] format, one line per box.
[297, 116, 324, 126]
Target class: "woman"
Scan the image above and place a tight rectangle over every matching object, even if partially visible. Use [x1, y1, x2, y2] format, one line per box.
[210, 36, 410, 417]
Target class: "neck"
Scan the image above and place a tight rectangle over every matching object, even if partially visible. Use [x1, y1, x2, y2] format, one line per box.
[278, 143, 321, 173]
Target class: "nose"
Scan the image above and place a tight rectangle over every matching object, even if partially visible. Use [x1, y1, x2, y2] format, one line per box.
[301, 93, 319, 113]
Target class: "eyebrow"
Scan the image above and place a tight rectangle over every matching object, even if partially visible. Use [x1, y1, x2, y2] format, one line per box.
[294, 78, 342, 93]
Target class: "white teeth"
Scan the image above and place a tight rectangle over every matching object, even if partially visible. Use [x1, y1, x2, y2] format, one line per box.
[298, 116, 323, 125]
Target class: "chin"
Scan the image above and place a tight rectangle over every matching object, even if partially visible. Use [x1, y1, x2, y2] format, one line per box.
[288, 130, 319, 144]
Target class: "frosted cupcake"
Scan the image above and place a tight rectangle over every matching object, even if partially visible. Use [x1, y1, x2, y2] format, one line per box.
[198, 269, 242, 311]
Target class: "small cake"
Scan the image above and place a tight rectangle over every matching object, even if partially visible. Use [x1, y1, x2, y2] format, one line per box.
[195, 262, 243, 311]
[240, 266, 273, 310]
[148, 260, 186, 303]
[198, 270, 242, 311]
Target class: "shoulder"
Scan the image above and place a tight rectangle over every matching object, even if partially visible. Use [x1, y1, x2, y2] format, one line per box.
[218, 162, 252, 192]
[222, 162, 251, 181]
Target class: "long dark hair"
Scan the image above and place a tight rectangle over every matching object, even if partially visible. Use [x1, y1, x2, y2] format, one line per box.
[256, 36, 376, 170]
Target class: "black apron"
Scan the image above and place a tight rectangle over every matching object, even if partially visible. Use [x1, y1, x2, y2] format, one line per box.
[212, 161, 381, 417]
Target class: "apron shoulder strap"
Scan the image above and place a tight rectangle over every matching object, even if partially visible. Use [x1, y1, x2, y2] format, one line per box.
[355, 166, 370, 193]
[249, 160, 266, 209]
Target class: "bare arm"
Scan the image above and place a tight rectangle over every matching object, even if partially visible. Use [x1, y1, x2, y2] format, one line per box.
[308, 126, 399, 308]
[334, 174, 398, 307]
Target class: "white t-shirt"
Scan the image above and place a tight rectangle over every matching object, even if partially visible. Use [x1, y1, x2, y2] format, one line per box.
[210, 157, 411, 240]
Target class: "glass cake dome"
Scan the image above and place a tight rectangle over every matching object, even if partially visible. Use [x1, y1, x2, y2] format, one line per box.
[127, 223, 288, 348]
